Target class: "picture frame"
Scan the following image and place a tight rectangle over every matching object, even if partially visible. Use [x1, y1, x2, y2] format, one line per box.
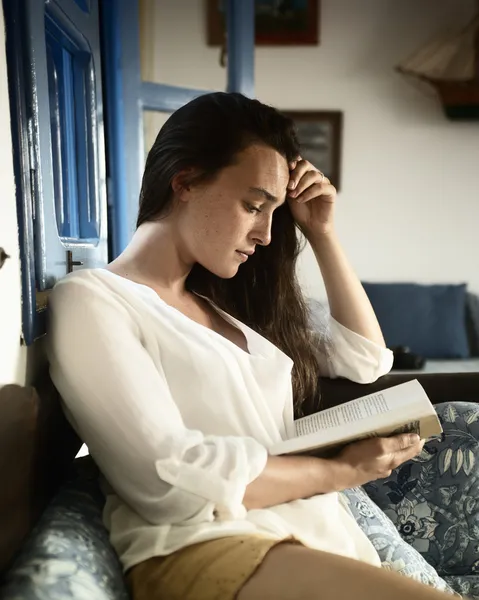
[206, 0, 320, 46]
[282, 111, 343, 191]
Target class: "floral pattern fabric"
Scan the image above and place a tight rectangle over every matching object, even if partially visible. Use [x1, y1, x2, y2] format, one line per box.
[341, 486, 456, 594]
[0, 458, 130, 600]
[364, 401, 479, 599]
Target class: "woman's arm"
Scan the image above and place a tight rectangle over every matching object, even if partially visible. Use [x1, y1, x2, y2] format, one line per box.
[309, 230, 386, 347]
[243, 454, 343, 509]
[243, 434, 424, 510]
[287, 160, 385, 347]
[47, 277, 268, 524]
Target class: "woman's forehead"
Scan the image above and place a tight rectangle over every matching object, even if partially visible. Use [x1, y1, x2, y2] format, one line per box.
[230, 145, 290, 185]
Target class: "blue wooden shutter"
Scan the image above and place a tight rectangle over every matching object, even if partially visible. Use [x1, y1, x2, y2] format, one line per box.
[3, 0, 108, 343]
[27, 0, 108, 289]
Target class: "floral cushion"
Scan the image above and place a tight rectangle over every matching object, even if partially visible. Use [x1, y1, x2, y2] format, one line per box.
[0, 458, 130, 600]
[341, 487, 456, 594]
[364, 402, 479, 599]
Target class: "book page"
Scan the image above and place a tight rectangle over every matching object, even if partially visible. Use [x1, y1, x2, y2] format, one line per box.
[390, 420, 421, 435]
[295, 391, 393, 437]
[269, 380, 442, 457]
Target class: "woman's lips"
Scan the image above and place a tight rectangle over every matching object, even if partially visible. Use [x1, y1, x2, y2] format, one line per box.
[236, 251, 249, 262]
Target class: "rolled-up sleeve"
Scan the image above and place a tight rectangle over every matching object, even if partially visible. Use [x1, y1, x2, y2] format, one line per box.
[312, 316, 394, 384]
[47, 279, 268, 526]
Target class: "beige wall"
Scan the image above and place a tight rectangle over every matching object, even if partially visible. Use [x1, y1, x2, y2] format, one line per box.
[142, 0, 479, 300]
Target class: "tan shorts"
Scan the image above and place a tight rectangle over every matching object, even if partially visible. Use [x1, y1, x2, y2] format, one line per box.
[126, 535, 299, 600]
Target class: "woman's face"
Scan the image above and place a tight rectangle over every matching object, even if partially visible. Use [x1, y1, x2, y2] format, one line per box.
[177, 144, 290, 278]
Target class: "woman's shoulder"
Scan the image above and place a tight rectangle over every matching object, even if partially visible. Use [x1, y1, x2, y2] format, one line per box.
[47, 269, 150, 354]
[49, 268, 138, 316]
[52, 268, 138, 295]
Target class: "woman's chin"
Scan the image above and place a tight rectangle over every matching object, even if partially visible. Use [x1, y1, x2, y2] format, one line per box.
[196, 255, 241, 279]
[220, 266, 240, 279]
[208, 262, 240, 279]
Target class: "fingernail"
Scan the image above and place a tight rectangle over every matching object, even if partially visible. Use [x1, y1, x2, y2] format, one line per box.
[288, 180, 296, 190]
[289, 189, 297, 197]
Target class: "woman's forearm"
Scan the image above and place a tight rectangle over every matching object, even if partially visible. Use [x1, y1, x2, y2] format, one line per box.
[308, 230, 386, 346]
[243, 434, 423, 511]
[243, 454, 351, 510]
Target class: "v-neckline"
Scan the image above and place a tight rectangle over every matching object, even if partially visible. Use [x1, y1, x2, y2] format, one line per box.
[97, 268, 254, 356]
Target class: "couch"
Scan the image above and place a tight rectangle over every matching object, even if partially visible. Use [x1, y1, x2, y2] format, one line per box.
[309, 287, 479, 374]
[1, 372, 479, 599]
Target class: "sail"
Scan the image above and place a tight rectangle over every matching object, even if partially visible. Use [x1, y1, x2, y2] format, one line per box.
[396, 14, 479, 83]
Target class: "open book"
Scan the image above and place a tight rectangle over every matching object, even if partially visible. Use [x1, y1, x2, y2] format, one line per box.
[269, 380, 442, 457]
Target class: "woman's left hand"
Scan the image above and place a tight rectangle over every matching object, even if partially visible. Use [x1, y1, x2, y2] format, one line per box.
[287, 158, 337, 237]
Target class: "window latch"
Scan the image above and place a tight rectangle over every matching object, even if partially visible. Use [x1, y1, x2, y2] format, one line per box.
[66, 250, 83, 274]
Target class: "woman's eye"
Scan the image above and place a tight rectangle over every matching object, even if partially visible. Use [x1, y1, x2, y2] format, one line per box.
[246, 204, 262, 214]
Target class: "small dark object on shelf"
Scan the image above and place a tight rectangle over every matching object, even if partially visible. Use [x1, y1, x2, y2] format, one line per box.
[392, 346, 426, 370]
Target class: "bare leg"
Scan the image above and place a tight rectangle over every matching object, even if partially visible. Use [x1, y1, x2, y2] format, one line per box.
[237, 544, 458, 600]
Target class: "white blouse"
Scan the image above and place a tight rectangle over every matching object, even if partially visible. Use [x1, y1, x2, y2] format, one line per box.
[47, 269, 393, 572]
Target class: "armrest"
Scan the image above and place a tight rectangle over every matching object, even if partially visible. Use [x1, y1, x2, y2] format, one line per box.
[318, 373, 479, 410]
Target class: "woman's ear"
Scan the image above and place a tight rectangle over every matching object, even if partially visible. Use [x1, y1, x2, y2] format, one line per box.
[171, 172, 190, 200]
[171, 168, 199, 201]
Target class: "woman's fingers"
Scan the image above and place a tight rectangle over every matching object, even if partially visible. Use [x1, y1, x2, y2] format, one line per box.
[288, 170, 318, 197]
[289, 160, 330, 198]
[293, 182, 336, 204]
[390, 439, 425, 469]
[288, 159, 313, 190]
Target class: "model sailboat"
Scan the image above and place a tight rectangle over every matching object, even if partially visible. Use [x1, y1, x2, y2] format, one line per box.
[396, 12, 479, 120]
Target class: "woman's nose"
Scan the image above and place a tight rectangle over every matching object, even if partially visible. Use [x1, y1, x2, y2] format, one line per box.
[251, 218, 272, 246]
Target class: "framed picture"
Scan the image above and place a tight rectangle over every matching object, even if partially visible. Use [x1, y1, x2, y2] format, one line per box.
[283, 111, 343, 191]
[206, 0, 320, 46]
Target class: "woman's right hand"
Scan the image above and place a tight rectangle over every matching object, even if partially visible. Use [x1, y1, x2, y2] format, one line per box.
[333, 434, 425, 488]
[243, 435, 424, 510]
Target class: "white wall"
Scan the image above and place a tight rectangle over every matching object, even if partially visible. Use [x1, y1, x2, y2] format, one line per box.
[2, 1, 478, 387]
[0, 8, 26, 385]
[0, 8, 45, 387]
[143, 0, 479, 299]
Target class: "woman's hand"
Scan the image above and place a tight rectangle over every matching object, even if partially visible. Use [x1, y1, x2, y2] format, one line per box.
[333, 434, 425, 489]
[287, 157, 337, 237]
[244, 435, 424, 509]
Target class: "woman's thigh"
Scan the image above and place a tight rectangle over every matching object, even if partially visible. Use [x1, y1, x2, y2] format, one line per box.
[237, 544, 454, 600]
[126, 535, 288, 600]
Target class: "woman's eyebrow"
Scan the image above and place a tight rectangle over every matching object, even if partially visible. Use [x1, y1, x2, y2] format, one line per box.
[248, 186, 284, 205]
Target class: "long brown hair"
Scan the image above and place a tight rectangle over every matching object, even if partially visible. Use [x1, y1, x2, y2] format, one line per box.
[137, 93, 321, 415]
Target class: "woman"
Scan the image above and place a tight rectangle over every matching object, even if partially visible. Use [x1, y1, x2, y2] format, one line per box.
[47, 93, 447, 600]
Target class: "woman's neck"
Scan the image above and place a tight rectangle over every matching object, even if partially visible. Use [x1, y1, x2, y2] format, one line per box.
[106, 221, 192, 297]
